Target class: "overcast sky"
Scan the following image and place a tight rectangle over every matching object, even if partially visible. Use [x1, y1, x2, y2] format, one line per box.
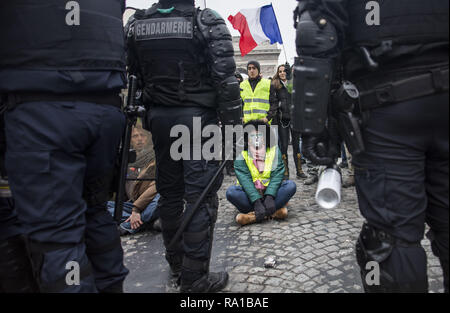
[126, 0, 298, 64]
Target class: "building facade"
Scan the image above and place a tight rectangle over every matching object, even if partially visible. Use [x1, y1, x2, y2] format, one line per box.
[232, 36, 282, 79]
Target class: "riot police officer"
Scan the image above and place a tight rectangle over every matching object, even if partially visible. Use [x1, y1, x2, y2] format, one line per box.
[293, 0, 449, 292]
[126, 0, 242, 292]
[0, 0, 129, 292]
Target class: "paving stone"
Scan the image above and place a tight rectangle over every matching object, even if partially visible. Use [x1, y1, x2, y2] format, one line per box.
[122, 146, 444, 293]
[262, 286, 284, 293]
[327, 269, 343, 276]
[266, 277, 283, 286]
[294, 274, 310, 283]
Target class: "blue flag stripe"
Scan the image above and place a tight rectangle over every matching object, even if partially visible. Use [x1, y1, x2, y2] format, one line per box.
[260, 4, 283, 45]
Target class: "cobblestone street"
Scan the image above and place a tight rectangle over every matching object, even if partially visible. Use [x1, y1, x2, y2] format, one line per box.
[122, 148, 445, 293]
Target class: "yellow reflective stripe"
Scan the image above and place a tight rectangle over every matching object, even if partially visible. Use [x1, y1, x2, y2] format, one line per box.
[244, 98, 270, 104]
[252, 98, 270, 104]
[241, 147, 277, 187]
[252, 109, 268, 114]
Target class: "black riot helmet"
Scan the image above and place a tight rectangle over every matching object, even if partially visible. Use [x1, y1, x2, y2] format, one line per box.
[159, 0, 195, 7]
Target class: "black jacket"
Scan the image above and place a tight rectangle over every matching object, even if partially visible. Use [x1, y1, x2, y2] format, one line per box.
[273, 80, 292, 121]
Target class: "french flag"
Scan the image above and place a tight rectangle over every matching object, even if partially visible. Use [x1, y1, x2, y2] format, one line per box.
[228, 4, 283, 57]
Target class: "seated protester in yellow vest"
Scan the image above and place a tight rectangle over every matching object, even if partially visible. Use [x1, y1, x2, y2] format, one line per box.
[226, 121, 297, 226]
[240, 61, 278, 125]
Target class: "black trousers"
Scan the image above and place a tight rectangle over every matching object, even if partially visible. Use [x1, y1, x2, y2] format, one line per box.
[278, 119, 301, 169]
[353, 91, 449, 292]
[147, 106, 223, 267]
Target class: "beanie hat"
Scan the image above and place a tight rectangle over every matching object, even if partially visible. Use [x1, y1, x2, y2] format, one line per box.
[247, 60, 261, 74]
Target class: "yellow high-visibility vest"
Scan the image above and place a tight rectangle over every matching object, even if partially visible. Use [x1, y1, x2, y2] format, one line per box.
[240, 79, 271, 124]
[239, 147, 277, 187]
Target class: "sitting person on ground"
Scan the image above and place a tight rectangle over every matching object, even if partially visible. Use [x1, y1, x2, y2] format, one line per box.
[108, 125, 161, 235]
[226, 121, 297, 226]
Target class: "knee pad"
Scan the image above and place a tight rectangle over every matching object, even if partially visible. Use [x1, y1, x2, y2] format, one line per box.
[27, 240, 96, 293]
[356, 223, 427, 293]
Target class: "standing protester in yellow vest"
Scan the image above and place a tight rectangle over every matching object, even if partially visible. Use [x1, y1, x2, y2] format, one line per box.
[240, 61, 278, 124]
[226, 121, 297, 226]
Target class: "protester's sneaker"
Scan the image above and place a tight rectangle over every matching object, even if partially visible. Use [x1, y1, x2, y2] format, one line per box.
[180, 272, 229, 293]
[235, 212, 257, 226]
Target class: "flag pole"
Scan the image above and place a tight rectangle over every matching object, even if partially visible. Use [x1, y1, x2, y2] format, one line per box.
[270, 2, 289, 63]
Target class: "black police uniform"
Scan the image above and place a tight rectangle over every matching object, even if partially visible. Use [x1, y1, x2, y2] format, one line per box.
[0, 116, 38, 292]
[0, 0, 129, 292]
[293, 0, 449, 292]
[126, 0, 242, 292]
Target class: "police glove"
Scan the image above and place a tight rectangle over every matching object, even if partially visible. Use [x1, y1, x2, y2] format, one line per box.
[253, 198, 266, 223]
[284, 62, 292, 81]
[302, 118, 341, 166]
[263, 195, 276, 217]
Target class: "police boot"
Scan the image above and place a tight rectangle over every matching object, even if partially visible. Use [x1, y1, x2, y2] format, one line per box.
[166, 252, 183, 279]
[295, 153, 307, 179]
[180, 200, 228, 293]
[343, 166, 355, 188]
[0, 235, 39, 293]
[180, 270, 229, 293]
[282, 154, 289, 180]
[98, 281, 124, 293]
[161, 218, 184, 279]
[236, 212, 257, 226]
[304, 174, 318, 186]
[342, 174, 355, 188]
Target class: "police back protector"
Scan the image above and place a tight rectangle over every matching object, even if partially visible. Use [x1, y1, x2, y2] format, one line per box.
[344, 0, 449, 77]
[0, 0, 126, 72]
[347, 0, 448, 48]
[130, 4, 216, 108]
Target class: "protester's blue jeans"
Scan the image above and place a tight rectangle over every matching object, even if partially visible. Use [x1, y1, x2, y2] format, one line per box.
[226, 180, 297, 214]
[107, 194, 160, 234]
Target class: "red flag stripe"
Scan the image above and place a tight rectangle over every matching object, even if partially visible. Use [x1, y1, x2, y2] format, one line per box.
[228, 12, 258, 57]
